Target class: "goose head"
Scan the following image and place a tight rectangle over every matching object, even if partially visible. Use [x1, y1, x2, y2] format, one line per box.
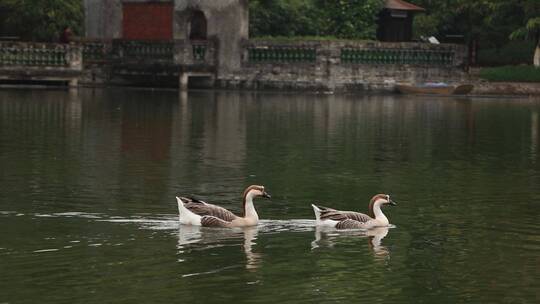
[243, 185, 271, 201]
[368, 194, 397, 218]
[370, 194, 397, 207]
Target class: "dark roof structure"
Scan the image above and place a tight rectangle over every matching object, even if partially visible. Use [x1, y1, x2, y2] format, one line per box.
[384, 0, 425, 12]
[377, 0, 426, 42]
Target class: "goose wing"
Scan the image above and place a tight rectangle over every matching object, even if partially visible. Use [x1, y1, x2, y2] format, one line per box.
[179, 196, 238, 222]
[200, 216, 233, 228]
[335, 219, 368, 229]
[318, 206, 373, 223]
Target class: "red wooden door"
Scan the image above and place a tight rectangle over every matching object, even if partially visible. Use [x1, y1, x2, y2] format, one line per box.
[122, 2, 173, 40]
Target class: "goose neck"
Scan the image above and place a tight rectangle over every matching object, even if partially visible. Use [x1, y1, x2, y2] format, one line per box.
[243, 194, 259, 221]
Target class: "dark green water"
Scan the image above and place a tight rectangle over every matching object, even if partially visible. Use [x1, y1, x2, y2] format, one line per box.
[1, 88, 539, 303]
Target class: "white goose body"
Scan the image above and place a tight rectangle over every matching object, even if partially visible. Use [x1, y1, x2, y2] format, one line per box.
[312, 194, 396, 229]
[176, 185, 270, 228]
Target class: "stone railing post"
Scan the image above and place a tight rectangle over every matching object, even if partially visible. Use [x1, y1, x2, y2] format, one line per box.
[66, 44, 83, 70]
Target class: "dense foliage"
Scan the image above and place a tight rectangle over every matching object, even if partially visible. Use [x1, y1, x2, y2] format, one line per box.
[410, 0, 540, 66]
[249, 0, 319, 37]
[250, 0, 539, 45]
[479, 65, 540, 82]
[0, 0, 83, 41]
[411, 0, 539, 46]
[250, 0, 540, 65]
[249, 0, 384, 40]
[477, 41, 536, 66]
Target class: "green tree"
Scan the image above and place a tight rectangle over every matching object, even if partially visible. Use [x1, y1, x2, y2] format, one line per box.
[249, 0, 384, 40]
[510, 17, 540, 67]
[1, 0, 83, 41]
[249, 0, 319, 37]
[411, 0, 538, 65]
[509, 0, 540, 67]
[313, 0, 384, 39]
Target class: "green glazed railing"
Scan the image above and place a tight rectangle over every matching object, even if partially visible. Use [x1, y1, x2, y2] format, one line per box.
[248, 47, 316, 63]
[340, 48, 454, 65]
[113, 41, 174, 61]
[83, 42, 107, 62]
[192, 44, 207, 61]
[0, 46, 68, 66]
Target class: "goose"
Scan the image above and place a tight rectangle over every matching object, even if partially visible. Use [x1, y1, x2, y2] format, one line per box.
[311, 194, 397, 229]
[176, 185, 271, 227]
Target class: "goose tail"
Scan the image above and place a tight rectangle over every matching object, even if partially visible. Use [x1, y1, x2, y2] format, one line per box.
[176, 196, 202, 226]
[311, 204, 322, 222]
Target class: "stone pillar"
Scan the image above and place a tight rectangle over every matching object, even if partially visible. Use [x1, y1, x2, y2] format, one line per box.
[179, 72, 189, 91]
[534, 43, 539, 67]
[69, 78, 79, 87]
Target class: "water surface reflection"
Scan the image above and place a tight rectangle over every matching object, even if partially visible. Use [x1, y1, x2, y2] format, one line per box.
[1, 89, 539, 303]
[312, 226, 391, 259]
[177, 225, 262, 271]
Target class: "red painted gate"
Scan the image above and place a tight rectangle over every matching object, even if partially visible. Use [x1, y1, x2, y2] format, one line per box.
[122, 2, 173, 40]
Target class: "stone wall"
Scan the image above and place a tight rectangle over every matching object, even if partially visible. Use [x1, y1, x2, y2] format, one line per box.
[471, 82, 540, 96]
[84, 0, 122, 39]
[218, 40, 469, 92]
[1, 38, 469, 93]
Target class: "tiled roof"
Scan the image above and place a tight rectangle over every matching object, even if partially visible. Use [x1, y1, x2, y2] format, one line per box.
[384, 0, 425, 11]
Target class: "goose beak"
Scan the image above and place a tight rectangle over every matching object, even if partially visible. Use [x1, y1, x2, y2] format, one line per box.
[389, 199, 397, 206]
[262, 191, 271, 199]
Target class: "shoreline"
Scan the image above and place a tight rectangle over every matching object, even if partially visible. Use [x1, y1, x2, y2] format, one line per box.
[1, 81, 539, 97]
[470, 81, 540, 96]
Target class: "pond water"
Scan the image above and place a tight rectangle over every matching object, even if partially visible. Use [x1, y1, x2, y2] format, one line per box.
[1, 88, 539, 303]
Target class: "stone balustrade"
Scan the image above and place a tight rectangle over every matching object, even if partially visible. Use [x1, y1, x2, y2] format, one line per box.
[244, 40, 466, 67]
[0, 42, 81, 68]
[232, 39, 468, 92]
[105, 39, 216, 66]
[112, 40, 174, 62]
[176, 40, 216, 66]
[82, 41, 109, 63]
[340, 48, 454, 65]
[247, 46, 317, 63]
[0, 42, 82, 86]
[1, 39, 469, 92]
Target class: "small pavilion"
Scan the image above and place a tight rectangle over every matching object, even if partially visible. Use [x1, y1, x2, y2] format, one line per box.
[377, 0, 425, 42]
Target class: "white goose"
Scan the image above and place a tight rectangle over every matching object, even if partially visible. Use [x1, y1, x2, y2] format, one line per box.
[176, 185, 271, 227]
[312, 194, 397, 229]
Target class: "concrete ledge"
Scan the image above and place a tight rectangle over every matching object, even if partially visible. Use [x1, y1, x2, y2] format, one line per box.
[0, 68, 81, 78]
[471, 82, 540, 96]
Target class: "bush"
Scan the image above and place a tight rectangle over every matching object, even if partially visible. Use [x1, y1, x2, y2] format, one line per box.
[0, 0, 83, 42]
[479, 65, 540, 82]
[249, 0, 384, 40]
[478, 41, 536, 66]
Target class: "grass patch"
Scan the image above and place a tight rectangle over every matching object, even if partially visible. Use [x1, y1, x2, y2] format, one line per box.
[479, 65, 540, 82]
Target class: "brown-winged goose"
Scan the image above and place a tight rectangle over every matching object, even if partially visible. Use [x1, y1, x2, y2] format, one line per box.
[176, 185, 271, 227]
[312, 194, 397, 229]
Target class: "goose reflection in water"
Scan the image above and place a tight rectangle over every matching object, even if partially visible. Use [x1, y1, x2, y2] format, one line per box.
[176, 225, 261, 270]
[311, 226, 390, 258]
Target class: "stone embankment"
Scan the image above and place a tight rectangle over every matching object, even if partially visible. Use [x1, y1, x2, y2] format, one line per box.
[2, 40, 538, 95]
[471, 81, 540, 96]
